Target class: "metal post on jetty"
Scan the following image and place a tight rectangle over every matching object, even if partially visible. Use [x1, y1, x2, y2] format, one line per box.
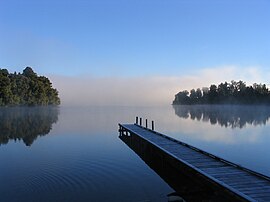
[136, 117, 155, 130]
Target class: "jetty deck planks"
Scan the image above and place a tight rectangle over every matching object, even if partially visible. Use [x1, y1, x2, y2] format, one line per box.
[119, 123, 270, 202]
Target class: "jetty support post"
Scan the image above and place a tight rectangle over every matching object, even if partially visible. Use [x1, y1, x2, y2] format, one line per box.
[140, 118, 142, 126]
[152, 121, 154, 131]
[119, 124, 124, 136]
[119, 125, 122, 136]
[146, 119, 148, 129]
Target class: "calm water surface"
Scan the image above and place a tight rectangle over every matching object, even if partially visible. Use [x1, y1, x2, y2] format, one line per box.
[1, 105, 270, 201]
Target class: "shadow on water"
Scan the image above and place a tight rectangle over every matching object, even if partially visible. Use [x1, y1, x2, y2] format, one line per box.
[173, 105, 270, 128]
[0, 106, 59, 146]
[119, 131, 243, 202]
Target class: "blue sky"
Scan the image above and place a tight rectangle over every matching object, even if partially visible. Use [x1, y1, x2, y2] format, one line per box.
[0, 0, 270, 105]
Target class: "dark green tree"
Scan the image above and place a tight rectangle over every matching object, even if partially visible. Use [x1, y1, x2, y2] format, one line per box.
[173, 80, 270, 105]
[0, 67, 60, 106]
[196, 88, 202, 99]
[208, 84, 218, 103]
[22, 67, 37, 77]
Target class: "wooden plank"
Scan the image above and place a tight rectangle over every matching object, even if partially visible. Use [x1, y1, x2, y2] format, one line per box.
[156, 140, 175, 144]
[216, 178, 270, 190]
[170, 150, 206, 157]
[187, 158, 224, 164]
[203, 166, 243, 173]
[216, 177, 256, 184]
[201, 168, 243, 175]
[243, 189, 270, 196]
[212, 171, 252, 176]
[248, 192, 270, 198]
[227, 181, 270, 189]
[255, 197, 270, 201]
[170, 148, 206, 154]
[173, 153, 204, 159]
[168, 148, 198, 155]
[215, 175, 259, 182]
[157, 143, 178, 147]
[182, 156, 220, 161]
[186, 159, 221, 167]
[251, 196, 270, 201]
[192, 162, 229, 169]
[218, 173, 262, 180]
[242, 191, 270, 198]
[238, 186, 270, 192]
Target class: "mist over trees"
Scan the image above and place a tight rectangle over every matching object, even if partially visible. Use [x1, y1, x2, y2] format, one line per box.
[0, 67, 60, 106]
[173, 80, 270, 105]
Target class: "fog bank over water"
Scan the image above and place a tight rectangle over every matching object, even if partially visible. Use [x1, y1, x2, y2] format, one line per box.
[50, 66, 267, 106]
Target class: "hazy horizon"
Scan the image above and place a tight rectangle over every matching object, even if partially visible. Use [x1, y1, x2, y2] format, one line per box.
[50, 65, 269, 106]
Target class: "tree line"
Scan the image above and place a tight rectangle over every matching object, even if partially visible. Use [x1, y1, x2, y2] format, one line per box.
[0, 67, 60, 106]
[173, 80, 270, 105]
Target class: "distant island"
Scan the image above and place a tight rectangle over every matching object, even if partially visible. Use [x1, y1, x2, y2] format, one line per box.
[0, 67, 60, 106]
[173, 80, 270, 105]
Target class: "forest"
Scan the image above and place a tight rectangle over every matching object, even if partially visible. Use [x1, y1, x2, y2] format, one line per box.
[0, 67, 60, 106]
[173, 80, 270, 105]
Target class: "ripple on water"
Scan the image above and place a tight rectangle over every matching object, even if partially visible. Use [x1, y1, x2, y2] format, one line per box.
[14, 154, 152, 201]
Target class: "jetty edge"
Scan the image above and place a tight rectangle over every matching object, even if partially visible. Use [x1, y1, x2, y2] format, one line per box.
[119, 118, 270, 202]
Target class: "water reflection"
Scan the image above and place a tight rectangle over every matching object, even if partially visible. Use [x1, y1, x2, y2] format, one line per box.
[0, 107, 59, 146]
[173, 105, 270, 128]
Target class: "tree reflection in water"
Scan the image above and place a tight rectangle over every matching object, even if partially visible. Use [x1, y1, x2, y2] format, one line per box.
[0, 107, 59, 146]
[173, 105, 270, 128]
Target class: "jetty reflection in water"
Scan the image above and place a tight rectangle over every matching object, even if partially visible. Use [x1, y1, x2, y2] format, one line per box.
[173, 105, 270, 128]
[0, 106, 59, 146]
[119, 131, 238, 202]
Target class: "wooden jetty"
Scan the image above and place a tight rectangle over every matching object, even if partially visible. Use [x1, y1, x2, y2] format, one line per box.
[119, 119, 270, 202]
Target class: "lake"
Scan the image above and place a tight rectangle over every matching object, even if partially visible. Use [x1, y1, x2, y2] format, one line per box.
[1, 105, 270, 201]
